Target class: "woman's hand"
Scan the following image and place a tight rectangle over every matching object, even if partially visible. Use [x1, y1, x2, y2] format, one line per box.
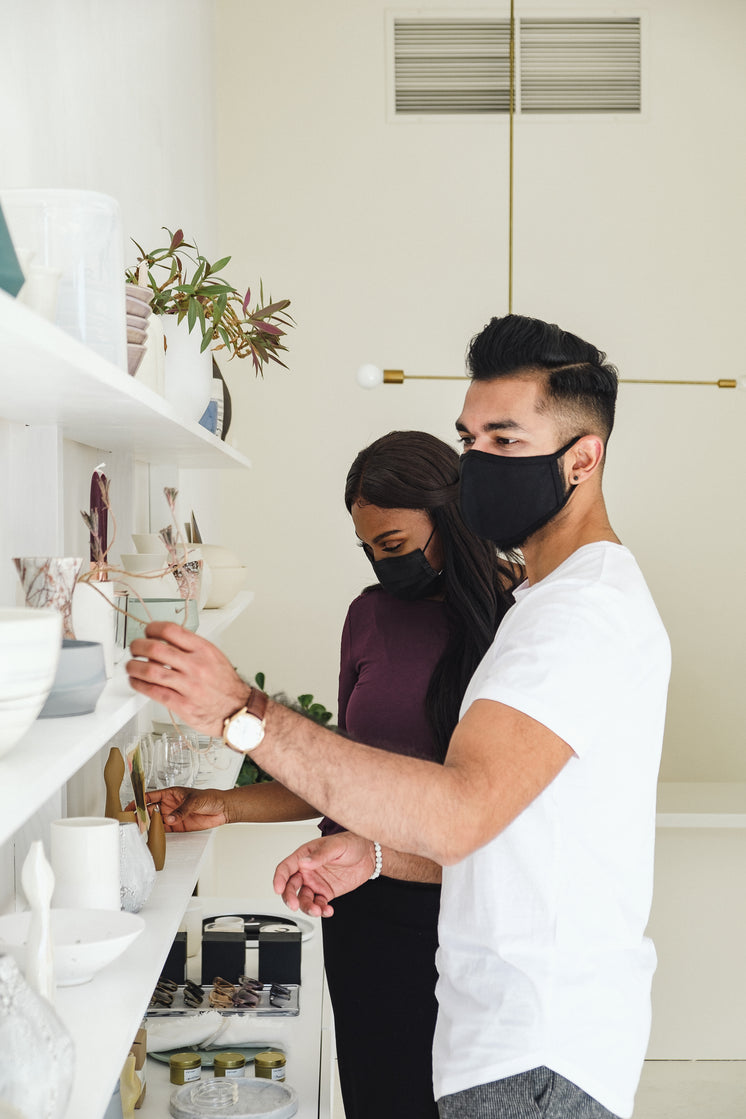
[273, 832, 376, 918]
[140, 787, 231, 832]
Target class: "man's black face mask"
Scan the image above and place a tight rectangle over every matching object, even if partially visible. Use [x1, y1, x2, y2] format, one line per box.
[458, 437, 581, 550]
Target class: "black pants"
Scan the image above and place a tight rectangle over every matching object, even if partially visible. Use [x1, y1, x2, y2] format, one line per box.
[322, 875, 441, 1119]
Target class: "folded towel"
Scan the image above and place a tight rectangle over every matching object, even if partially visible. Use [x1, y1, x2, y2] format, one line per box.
[146, 1010, 223, 1053]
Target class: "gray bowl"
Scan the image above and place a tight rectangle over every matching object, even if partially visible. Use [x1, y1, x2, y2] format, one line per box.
[38, 639, 106, 718]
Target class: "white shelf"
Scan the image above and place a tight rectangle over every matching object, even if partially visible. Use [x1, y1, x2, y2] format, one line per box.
[656, 782, 746, 828]
[0, 591, 254, 845]
[0, 291, 250, 469]
[57, 830, 214, 1119]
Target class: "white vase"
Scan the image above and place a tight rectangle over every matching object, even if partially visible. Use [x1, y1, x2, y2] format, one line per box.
[0, 955, 74, 1119]
[119, 822, 156, 914]
[162, 316, 214, 422]
[72, 580, 116, 677]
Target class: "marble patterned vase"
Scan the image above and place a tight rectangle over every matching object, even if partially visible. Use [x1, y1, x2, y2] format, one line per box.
[13, 557, 83, 641]
[0, 954, 74, 1119]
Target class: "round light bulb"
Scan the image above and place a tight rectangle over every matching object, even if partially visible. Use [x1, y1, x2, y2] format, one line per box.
[356, 363, 384, 389]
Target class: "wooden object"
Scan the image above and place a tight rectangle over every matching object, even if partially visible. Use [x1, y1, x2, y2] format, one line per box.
[146, 806, 166, 871]
[104, 746, 125, 820]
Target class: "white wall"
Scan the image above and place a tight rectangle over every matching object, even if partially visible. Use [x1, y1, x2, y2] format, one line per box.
[0, 0, 221, 571]
[213, 0, 746, 781]
[0, 0, 217, 255]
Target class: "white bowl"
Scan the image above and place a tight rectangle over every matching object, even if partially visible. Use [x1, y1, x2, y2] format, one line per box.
[119, 552, 171, 574]
[130, 533, 168, 555]
[203, 565, 247, 609]
[0, 908, 144, 986]
[0, 608, 62, 756]
[198, 543, 241, 568]
[38, 639, 107, 719]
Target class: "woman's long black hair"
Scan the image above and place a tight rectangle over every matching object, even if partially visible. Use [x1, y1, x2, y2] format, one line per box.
[345, 431, 520, 762]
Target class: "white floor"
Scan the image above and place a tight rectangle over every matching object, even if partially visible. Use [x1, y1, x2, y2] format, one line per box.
[332, 1061, 746, 1117]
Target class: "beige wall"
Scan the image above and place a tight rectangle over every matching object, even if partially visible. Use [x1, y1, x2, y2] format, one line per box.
[214, 0, 746, 780]
[0, 0, 218, 257]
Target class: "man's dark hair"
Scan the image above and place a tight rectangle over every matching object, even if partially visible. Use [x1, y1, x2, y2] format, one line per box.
[466, 314, 619, 443]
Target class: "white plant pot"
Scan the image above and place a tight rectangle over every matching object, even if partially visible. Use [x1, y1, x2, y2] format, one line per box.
[162, 316, 213, 422]
[134, 313, 165, 395]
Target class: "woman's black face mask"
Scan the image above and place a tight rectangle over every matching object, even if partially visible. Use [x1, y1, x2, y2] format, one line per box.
[366, 526, 443, 601]
[458, 436, 581, 550]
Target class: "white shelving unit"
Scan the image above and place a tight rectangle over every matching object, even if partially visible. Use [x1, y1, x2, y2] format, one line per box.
[0, 591, 254, 847]
[0, 290, 250, 469]
[0, 294, 255, 1119]
[59, 831, 214, 1119]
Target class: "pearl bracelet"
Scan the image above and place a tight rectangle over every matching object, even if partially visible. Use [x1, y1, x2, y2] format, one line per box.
[369, 841, 382, 880]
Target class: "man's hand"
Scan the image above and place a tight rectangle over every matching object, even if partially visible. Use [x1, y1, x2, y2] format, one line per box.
[126, 622, 250, 737]
[139, 787, 231, 832]
[273, 832, 376, 918]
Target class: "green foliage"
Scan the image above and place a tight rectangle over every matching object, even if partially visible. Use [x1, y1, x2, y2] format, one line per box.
[235, 671, 335, 787]
[125, 227, 293, 376]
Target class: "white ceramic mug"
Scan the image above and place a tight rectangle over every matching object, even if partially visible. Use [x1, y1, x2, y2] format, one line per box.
[50, 817, 120, 911]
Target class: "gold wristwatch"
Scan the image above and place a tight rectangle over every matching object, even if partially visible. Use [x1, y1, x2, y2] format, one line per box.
[222, 687, 268, 753]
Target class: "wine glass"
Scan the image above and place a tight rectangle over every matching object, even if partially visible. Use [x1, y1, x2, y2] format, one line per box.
[153, 733, 197, 789]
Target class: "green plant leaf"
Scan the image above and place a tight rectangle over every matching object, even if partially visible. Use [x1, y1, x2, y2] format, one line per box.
[187, 298, 197, 332]
[211, 256, 231, 274]
[297, 693, 313, 709]
[255, 671, 266, 690]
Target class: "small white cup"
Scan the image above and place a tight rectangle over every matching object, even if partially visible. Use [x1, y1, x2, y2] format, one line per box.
[50, 817, 120, 911]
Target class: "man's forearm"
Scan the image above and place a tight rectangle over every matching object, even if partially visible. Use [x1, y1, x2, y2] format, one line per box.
[377, 846, 442, 883]
[250, 699, 466, 864]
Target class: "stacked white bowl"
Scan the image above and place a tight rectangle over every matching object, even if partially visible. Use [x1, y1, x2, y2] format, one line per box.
[0, 608, 63, 757]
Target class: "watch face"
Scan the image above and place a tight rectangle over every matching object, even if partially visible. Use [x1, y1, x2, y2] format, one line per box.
[226, 713, 265, 753]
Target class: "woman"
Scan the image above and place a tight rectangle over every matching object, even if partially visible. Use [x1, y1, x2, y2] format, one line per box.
[146, 431, 518, 1119]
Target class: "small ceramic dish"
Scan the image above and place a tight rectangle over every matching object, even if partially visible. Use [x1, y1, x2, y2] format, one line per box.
[125, 295, 152, 319]
[125, 284, 154, 306]
[0, 908, 145, 986]
[127, 343, 147, 376]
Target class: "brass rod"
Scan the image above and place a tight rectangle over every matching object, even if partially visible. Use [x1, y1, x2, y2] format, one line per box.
[620, 379, 737, 388]
[508, 0, 515, 314]
[383, 370, 738, 389]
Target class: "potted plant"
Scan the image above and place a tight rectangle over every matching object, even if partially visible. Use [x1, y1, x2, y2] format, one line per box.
[125, 227, 293, 420]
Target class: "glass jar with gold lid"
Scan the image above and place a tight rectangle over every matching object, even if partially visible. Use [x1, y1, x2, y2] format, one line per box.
[169, 1052, 202, 1084]
[213, 1051, 246, 1078]
[254, 1049, 286, 1080]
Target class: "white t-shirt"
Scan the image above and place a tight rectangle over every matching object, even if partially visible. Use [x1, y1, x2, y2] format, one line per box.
[433, 543, 671, 1118]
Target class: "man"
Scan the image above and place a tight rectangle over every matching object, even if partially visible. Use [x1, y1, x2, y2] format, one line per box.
[128, 314, 670, 1119]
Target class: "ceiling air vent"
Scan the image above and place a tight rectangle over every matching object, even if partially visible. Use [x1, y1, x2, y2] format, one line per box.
[393, 18, 512, 114]
[520, 18, 641, 113]
[391, 14, 642, 116]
